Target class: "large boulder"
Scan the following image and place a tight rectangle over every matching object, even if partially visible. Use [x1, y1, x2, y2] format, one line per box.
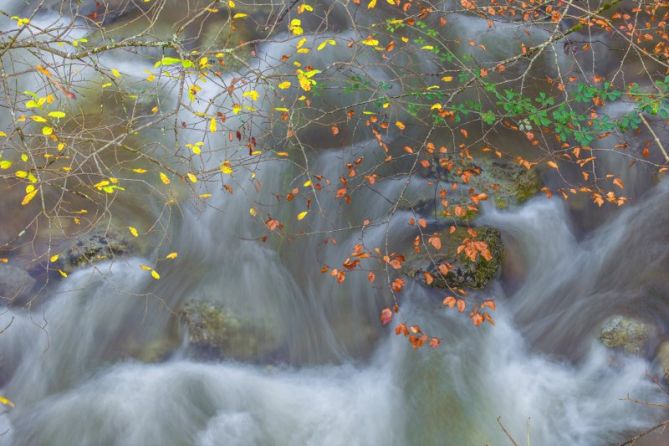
[598, 316, 655, 355]
[0, 264, 36, 304]
[404, 226, 503, 290]
[179, 300, 282, 362]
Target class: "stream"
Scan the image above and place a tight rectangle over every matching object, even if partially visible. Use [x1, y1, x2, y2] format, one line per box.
[0, 1, 668, 445]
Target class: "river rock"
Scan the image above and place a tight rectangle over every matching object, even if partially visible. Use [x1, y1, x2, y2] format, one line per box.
[655, 341, 669, 382]
[179, 300, 281, 362]
[420, 156, 542, 211]
[598, 316, 654, 355]
[404, 226, 503, 290]
[59, 232, 132, 273]
[0, 264, 36, 304]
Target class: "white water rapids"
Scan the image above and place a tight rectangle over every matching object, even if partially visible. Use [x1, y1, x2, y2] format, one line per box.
[0, 1, 668, 444]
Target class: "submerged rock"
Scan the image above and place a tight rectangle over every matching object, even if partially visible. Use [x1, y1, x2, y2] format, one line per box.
[179, 300, 281, 362]
[0, 264, 36, 304]
[404, 226, 503, 290]
[59, 232, 132, 273]
[599, 316, 654, 355]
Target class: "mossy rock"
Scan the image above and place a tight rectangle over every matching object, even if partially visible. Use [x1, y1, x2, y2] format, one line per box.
[420, 156, 542, 211]
[404, 226, 503, 290]
[599, 316, 655, 355]
[59, 231, 132, 273]
[179, 300, 281, 362]
[655, 341, 669, 382]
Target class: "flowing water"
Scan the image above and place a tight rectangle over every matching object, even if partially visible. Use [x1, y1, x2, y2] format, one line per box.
[0, 1, 668, 445]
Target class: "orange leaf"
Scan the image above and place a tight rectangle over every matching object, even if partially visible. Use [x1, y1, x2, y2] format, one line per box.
[380, 308, 393, 326]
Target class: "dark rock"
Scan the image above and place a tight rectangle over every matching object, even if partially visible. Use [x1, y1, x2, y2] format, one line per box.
[59, 232, 131, 273]
[404, 226, 503, 290]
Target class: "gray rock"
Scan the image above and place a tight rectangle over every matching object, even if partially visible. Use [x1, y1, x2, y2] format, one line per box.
[0, 264, 36, 304]
[599, 316, 654, 355]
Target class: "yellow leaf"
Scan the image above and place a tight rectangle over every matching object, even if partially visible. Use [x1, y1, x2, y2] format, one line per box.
[431, 103, 442, 110]
[547, 160, 559, 169]
[151, 269, 160, 280]
[395, 121, 406, 130]
[41, 126, 53, 135]
[58, 269, 68, 278]
[361, 37, 379, 46]
[128, 226, 139, 237]
[21, 188, 38, 206]
[47, 111, 66, 118]
[243, 90, 259, 101]
[275, 107, 289, 112]
[165, 252, 178, 260]
[30, 116, 47, 123]
[209, 118, 217, 133]
[132, 168, 147, 174]
[232, 104, 242, 114]
[228, 0, 235, 7]
[187, 172, 198, 183]
[297, 211, 308, 220]
[111, 68, 121, 78]
[49, 254, 59, 262]
[232, 13, 247, 19]
[139, 264, 153, 271]
[159, 172, 171, 184]
[421, 45, 434, 50]
[368, 0, 377, 8]
[278, 81, 291, 89]
[289, 19, 303, 35]
[0, 131, 6, 137]
[199, 193, 212, 199]
[249, 207, 257, 216]
[276, 151, 289, 157]
[0, 160, 12, 169]
[303, 179, 312, 187]
[441, 76, 453, 82]
[220, 161, 233, 175]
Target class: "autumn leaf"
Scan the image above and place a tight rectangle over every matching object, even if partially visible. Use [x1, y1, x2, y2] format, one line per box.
[391, 277, 405, 292]
[128, 226, 139, 237]
[220, 161, 233, 175]
[380, 307, 392, 325]
[21, 188, 38, 205]
[428, 235, 442, 250]
[0, 396, 15, 408]
[165, 252, 178, 260]
[159, 172, 171, 184]
[297, 211, 308, 220]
